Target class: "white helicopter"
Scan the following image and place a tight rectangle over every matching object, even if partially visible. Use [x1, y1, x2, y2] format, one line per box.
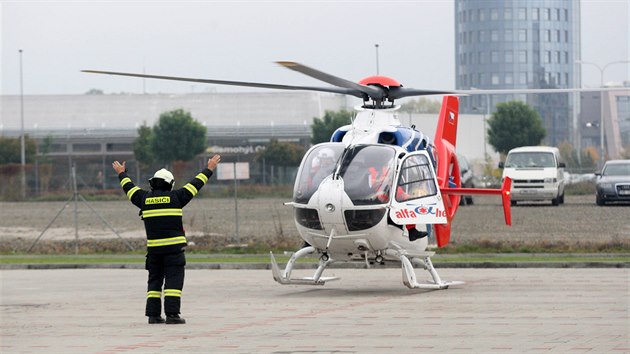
[83, 62, 512, 289]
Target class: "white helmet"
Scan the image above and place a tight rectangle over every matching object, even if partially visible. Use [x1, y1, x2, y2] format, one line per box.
[318, 148, 335, 161]
[150, 168, 174, 184]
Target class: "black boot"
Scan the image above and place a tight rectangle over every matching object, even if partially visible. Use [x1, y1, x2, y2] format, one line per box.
[409, 228, 428, 241]
[165, 314, 186, 324]
[148, 316, 165, 324]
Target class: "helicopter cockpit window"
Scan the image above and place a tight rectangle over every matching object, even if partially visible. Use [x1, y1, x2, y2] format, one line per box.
[396, 154, 437, 202]
[338, 145, 397, 206]
[293, 143, 345, 204]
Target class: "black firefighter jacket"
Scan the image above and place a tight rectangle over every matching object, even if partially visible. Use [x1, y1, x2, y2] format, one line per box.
[117, 169, 213, 254]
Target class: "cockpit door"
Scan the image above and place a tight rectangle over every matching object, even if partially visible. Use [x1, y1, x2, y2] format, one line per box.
[389, 151, 447, 225]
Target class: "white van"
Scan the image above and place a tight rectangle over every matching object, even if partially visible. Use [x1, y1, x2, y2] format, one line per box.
[499, 146, 566, 206]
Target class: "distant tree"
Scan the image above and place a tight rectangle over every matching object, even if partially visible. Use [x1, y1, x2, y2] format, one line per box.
[85, 88, 104, 95]
[558, 141, 579, 168]
[399, 97, 441, 114]
[0, 136, 37, 164]
[487, 101, 546, 156]
[256, 138, 305, 167]
[37, 136, 53, 163]
[581, 147, 598, 170]
[150, 109, 207, 165]
[133, 124, 155, 170]
[311, 110, 353, 144]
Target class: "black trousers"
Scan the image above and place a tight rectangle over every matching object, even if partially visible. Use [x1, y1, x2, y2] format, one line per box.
[145, 251, 186, 317]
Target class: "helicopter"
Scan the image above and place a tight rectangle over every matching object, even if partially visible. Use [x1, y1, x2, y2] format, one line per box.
[83, 62, 513, 289]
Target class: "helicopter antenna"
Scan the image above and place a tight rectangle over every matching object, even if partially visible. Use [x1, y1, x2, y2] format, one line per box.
[374, 44, 380, 75]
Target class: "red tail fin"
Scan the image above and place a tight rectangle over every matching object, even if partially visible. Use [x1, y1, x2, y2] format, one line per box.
[433, 96, 460, 248]
[434, 96, 459, 151]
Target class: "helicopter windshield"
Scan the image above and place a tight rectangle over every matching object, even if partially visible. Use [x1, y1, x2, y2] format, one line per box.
[293, 143, 345, 204]
[338, 145, 397, 206]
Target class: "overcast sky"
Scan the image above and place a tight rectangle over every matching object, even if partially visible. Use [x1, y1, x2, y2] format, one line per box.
[2, 0, 628, 96]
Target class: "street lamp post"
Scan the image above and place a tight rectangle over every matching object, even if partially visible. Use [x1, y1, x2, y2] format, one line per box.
[19, 49, 26, 200]
[575, 59, 630, 168]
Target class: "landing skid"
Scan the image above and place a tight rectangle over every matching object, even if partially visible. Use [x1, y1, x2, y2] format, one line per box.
[385, 249, 464, 289]
[270, 246, 340, 286]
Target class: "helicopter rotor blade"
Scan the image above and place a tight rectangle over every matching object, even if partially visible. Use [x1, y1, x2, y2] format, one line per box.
[81, 70, 366, 98]
[276, 61, 386, 100]
[388, 87, 457, 99]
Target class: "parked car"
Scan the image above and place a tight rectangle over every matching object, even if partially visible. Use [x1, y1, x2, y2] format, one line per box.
[457, 154, 474, 205]
[499, 146, 566, 206]
[595, 159, 630, 205]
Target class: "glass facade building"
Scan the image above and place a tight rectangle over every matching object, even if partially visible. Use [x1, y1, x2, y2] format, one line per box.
[455, 0, 581, 146]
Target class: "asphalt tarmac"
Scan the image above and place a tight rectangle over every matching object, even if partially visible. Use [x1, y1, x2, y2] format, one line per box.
[1, 267, 628, 353]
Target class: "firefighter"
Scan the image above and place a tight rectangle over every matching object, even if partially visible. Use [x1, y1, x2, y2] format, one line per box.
[112, 155, 221, 324]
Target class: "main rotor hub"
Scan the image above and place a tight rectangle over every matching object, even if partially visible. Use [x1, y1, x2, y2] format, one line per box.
[358, 76, 402, 87]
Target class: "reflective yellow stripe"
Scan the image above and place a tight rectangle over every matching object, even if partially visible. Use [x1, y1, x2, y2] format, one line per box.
[196, 173, 208, 184]
[127, 186, 140, 200]
[147, 236, 187, 247]
[120, 177, 132, 187]
[164, 289, 182, 297]
[147, 290, 161, 299]
[142, 208, 183, 218]
[183, 183, 198, 196]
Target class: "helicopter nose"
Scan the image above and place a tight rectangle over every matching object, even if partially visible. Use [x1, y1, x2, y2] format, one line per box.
[315, 178, 347, 231]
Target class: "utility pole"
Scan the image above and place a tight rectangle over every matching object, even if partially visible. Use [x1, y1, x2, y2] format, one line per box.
[19, 49, 26, 200]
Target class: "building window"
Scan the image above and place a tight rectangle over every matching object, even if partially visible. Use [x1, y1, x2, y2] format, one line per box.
[564, 51, 569, 63]
[505, 72, 513, 85]
[505, 50, 513, 63]
[491, 8, 498, 20]
[556, 51, 561, 63]
[532, 8, 539, 21]
[544, 30, 550, 42]
[564, 30, 569, 42]
[543, 8, 550, 20]
[518, 8, 527, 20]
[491, 30, 499, 41]
[478, 8, 485, 21]
[73, 143, 101, 153]
[533, 30, 540, 41]
[505, 29, 512, 41]
[518, 29, 527, 41]
[544, 51, 551, 63]
[106, 143, 133, 152]
[479, 30, 486, 42]
[479, 51, 485, 64]
[555, 8, 560, 21]
[504, 8, 512, 20]
[564, 9, 569, 21]
[519, 72, 527, 84]
[519, 51, 527, 63]
[479, 73, 485, 85]
[556, 30, 561, 42]
[492, 73, 500, 85]
[491, 51, 499, 63]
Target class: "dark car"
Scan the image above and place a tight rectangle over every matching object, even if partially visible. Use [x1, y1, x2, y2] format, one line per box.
[457, 154, 474, 205]
[595, 159, 630, 205]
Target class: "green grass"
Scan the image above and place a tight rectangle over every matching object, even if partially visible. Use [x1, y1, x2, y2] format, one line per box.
[1, 254, 627, 265]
